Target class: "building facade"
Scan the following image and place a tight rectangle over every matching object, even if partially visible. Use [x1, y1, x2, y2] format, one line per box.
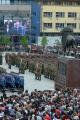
[41, 0, 80, 36]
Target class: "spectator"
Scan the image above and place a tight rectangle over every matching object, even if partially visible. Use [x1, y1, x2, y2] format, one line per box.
[0, 88, 79, 120]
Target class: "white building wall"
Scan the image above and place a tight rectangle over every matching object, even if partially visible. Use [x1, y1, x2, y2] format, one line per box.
[38, 36, 61, 46]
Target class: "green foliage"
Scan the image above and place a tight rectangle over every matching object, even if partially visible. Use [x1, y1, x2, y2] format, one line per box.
[41, 36, 48, 48]
[0, 36, 11, 45]
[21, 36, 28, 47]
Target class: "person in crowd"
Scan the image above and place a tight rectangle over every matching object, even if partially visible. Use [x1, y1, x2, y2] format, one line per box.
[0, 88, 80, 120]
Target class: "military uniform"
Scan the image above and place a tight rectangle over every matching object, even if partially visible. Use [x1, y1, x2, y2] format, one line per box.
[28, 61, 35, 73]
[19, 62, 25, 74]
[16, 56, 21, 68]
[35, 63, 41, 80]
[44, 66, 50, 79]
[28, 61, 32, 72]
[49, 68, 54, 80]
[8, 56, 11, 69]
[9, 54, 15, 66]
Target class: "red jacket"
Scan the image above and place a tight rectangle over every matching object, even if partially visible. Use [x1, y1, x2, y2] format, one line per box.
[44, 114, 51, 120]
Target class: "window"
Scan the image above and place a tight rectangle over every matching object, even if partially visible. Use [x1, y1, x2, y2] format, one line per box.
[43, 12, 52, 17]
[56, 12, 65, 17]
[68, 12, 77, 18]
[43, 23, 52, 28]
[56, 23, 64, 29]
[67, 23, 76, 29]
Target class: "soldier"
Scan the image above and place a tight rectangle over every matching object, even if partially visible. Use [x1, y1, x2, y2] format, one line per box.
[22, 59, 28, 70]
[44, 66, 47, 78]
[44, 65, 50, 79]
[16, 56, 21, 68]
[11, 53, 15, 66]
[31, 62, 35, 73]
[28, 61, 35, 73]
[41, 64, 44, 74]
[7, 55, 11, 69]
[19, 59, 25, 74]
[35, 63, 41, 80]
[5, 53, 9, 64]
[28, 61, 32, 72]
[49, 68, 53, 80]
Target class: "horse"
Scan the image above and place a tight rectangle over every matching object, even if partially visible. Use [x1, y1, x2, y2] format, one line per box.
[63, 34, 77, 57]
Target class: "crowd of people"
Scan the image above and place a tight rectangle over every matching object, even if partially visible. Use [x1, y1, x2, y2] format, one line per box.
[0, 88, 80, 120]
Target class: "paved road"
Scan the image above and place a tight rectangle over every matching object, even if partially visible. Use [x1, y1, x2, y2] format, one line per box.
[0, 52, 55, 96]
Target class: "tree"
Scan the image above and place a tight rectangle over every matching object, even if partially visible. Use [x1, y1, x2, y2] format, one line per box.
[21, 36, 28, 50]
[41, 36, 48, 48]
[0, 36, 11, 51]
[4, 36, 11, 46]
[0, 36, 11, 45]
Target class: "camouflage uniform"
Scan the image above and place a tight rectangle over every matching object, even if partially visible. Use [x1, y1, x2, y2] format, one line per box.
[7, 55, 11, 69]
[44, 66, 50, 79]
[49, 68, 54, 80]
[35, 63, 41, 80]
[19, 61, 25, 74]
[31, 62, 35, 73]
[28, 61, 35, 73]
[11, 54, 16, 66]
[16, 56, 21, 68]
[28, 61, 32, 72]
[19, 64, 24, 74]
[22, 59, 28, 70]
